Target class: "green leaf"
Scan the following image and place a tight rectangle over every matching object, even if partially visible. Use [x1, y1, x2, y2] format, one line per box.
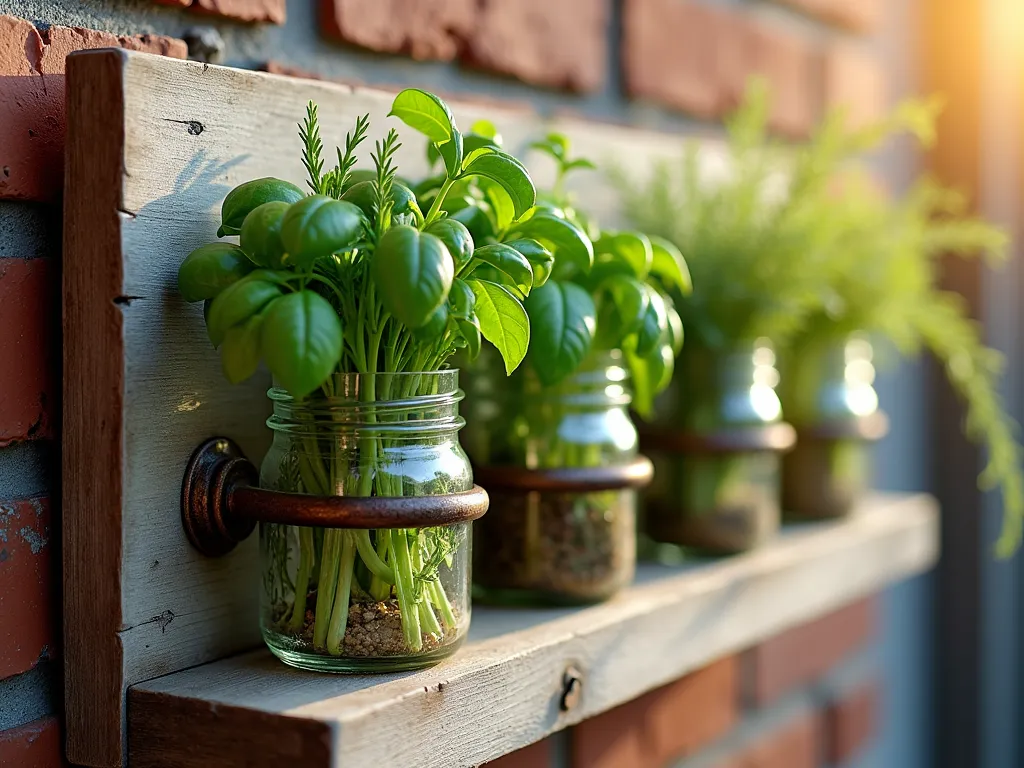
[665, 302, 685, 355]
[450, 204, 496, 244]
[206, 278, 282, 347]
[511, 211, 594, 274]
[467, 279, 530, 374]
[595, 231, 653, 279]
[635, 288, 669, 357]
[426, 218, 475, 272]
[280, 196, 364, 269]
[625, 342, 673, 419]
[220, 310, 265, 384]
[597, 274, 650, 341]
[372, 226, 454, 328]
[460, 150, 536, 219]
[178, 242, 254, 302]
[564, 158, 597, 173]
[650, 236, 693, 295]
[413, 303, 449, 343]
[456, 314, 482, 361]
[240, 201, 290, 269]
[261, 291, 343, 398]
[505, 238, 554, 288]
[479, 178, 516, 234]
[448, 278, 476, 319]
[340, 181, 421, 220]
[218, 177, 304, 237]
[470, 120, 501, 141]
[389, 89, 457, 144]
[437, 128, 464, 179]
[524, 280, 596, 386]
[470, 244, 533, 297]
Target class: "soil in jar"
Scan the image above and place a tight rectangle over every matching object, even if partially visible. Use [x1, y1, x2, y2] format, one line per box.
[474, 488, 636, 604]
[271, 596, 461, 658]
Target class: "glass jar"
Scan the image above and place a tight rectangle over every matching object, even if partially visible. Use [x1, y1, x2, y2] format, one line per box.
[643, 340, 789, 554]
[258, 371, 473, 673]
[779, 335, 883, 519]
[463, 350, 639, 605]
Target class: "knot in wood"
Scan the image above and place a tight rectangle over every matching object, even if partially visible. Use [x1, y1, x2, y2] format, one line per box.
[560, 666, 583, 712]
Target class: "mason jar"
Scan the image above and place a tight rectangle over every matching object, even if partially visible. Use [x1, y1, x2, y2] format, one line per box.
[642, 340, 792, 554]
[258, 371, 473, 673]
[463, 350, 644, 605]
[779, 335, 886, 519]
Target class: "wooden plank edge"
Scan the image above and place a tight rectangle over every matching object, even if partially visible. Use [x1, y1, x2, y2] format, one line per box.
[128, 691, 335, 768]
[63, 48, 130, 768]
[127, 495, 937, 768]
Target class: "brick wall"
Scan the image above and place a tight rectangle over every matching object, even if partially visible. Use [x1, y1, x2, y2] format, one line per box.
[0, 1, 898, 765]
[484, 598, 881, 768]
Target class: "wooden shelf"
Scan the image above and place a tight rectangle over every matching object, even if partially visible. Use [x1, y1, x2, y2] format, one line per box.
[128, 493, 937, 768]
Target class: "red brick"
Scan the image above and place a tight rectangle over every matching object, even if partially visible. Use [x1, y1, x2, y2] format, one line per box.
[463, 0, 608, 92]
[822, 43, 886, 129]
[0, 259, 55, 445]
[825, 681, 879, 763]
[0, 15, 185, 202]
[482, 739, 553, 768]
[154, 0, 285, 23]
[320, 0, 607, 92]
[742, 598, 876, 707]
[622, 1, 818, 135]
[572, 657, 739, 768]
[774, 0, 883, 34]
[0, 498, 54, 679]
[320, 0, 475, 61]
[716, 711, 822, 768]
[622, 0, 724, 118]
[717, 17, 817, 137]
[0, 717, 64, 768]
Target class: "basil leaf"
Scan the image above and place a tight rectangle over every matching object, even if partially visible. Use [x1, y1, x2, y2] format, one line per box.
[178, 242, 254, 302]
[478, 177, 516, 234]
[467, 279, 530, 374]
[389, 89, 457, 144]
[666, 302, 685, 355]
[511, 211, 594, 274]
[261, 291, 343, 398]
[450, 204, 496, 245]
[457, 314, 482, 361]
[413, 303, 450, 343]
[206, 278, 282, 347]
[460, 150, 536, 219]
[448, 278, 476, 319]
[426, 218, 475, 272]
[218, 177, 304, 237]
[280, 196, 364, 269]
[437, 128, 464, 179]
[220, 310, 264, 384]
[240, 200, 289, 269]
[505, 238, 554, 288]
[650, 235, 693, 295]
[469, 120, 501, 142]
[470, 244, 533, 298]
[341, 181, 421, 220]
[372, 226, 454, 328]
[625, 341, 673, 419]
[524, 280, 596, 386]
[635, 288, 669, 357]
[595, 231, 653, 279]
[597, 274, 650, 340]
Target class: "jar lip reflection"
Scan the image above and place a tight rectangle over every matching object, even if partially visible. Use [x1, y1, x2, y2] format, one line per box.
[266, 370, 466, 436]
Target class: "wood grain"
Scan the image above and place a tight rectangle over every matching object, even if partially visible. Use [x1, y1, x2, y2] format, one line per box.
[129, 493, 938, 768]
[62, 49, 718, 767]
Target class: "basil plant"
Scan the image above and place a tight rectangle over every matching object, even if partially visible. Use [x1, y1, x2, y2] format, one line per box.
[418, 129, 691, 414]
[178, 89, 539, 391]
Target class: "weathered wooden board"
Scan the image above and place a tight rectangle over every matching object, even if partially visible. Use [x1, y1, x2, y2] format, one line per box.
[62, 49, 714, 768]
[128, 493, 938, 768]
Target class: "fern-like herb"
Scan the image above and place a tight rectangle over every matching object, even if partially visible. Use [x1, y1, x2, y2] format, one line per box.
[372, 129, 401, 239]
[299, 102, 325, 194]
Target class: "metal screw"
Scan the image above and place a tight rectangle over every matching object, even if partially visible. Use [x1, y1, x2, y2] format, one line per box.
[561, 666, 583, 711]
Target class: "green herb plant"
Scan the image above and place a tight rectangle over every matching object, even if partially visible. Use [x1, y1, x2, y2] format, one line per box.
[178, 89, 543, 658]
[618, 82, 1024, 555]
